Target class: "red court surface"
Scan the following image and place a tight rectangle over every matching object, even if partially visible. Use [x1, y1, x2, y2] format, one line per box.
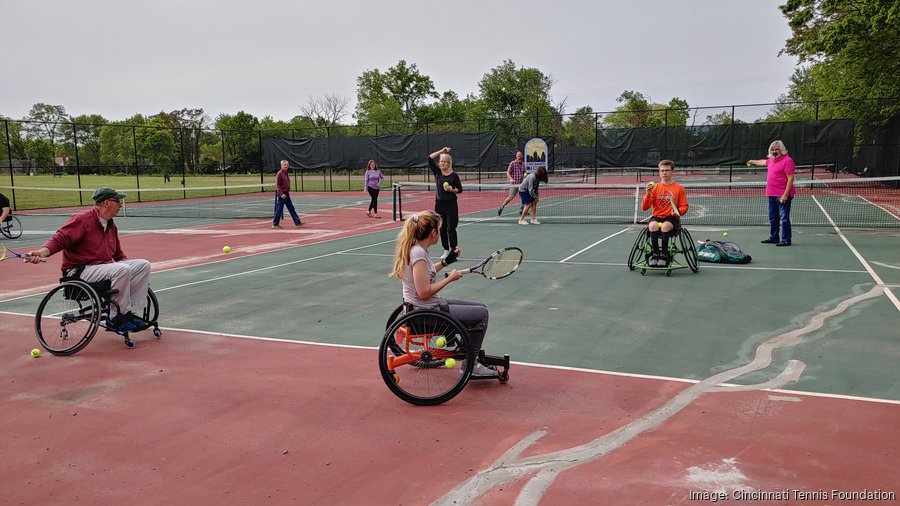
[2, 321, 899, 505]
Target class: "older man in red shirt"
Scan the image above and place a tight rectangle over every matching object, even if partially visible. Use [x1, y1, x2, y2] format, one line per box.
[26, 187, 152, 331]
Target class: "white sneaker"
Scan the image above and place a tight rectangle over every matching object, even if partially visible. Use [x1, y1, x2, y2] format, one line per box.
[530, 219, 541, 225]
[440, 250, 450, 260]
[471, 362, 499, 378]
[518, 219, 528, 225]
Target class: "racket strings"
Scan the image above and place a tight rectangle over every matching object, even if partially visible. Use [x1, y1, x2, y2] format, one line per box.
[483, 251, 523, 278]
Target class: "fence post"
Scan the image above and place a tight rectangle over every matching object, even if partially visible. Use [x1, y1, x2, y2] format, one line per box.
[4, 120, 15, 209]
[131, 125, 139, 203]
[258, 130, 265, 190]
[72, 122, 82, 191]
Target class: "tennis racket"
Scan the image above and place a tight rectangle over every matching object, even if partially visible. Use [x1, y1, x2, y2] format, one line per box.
[667, 192, 681, 218]
[1, 244, 45, 262]
[445, 247, 523, 280]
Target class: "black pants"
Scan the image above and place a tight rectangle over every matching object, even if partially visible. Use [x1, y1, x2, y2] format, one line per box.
[367, 187, 380, 213]
[435, 201, 459, 251]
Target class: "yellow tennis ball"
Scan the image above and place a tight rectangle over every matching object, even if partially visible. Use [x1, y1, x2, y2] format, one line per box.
[443, 182, 451, 189]
[444, 358, 456, 369]
[31, 348, 41, 358]
[723, 231, 729, 237]
[223, 246, 232, 254]
[647, 181, 655, 189]
[435, 336, 447, 348]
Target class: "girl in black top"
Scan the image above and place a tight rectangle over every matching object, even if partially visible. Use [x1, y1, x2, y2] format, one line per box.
[428, 147, 463, 260]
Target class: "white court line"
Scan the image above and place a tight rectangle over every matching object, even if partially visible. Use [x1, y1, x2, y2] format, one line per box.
[6, 313, 893, 406]
[812, 195, 900, 312]
[339, 251, 867, 274]
[560, 227, 634, 263]
[153, 238, 396, 293]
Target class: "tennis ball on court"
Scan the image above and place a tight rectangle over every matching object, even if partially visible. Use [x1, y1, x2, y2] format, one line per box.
[31, 348, 41, 358]
[435, 336, 447, 348]
[444, 358, 456, 369]
[223, 246, 232, 254]
[723, 231, 729, 237]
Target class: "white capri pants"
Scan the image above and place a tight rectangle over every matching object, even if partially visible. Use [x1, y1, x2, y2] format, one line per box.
[76, 259, 151, 317]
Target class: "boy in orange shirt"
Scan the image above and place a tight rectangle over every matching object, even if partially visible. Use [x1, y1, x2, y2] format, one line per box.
[641, 160, 688, 267]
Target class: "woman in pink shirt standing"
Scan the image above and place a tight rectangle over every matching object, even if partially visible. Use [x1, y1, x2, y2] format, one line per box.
[747, 140, 795, 246]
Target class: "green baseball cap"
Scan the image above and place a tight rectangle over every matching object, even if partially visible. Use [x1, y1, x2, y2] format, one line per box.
[92, 187, 127, 203]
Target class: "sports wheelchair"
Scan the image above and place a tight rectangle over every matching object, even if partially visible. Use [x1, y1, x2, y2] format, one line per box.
[379, 304, 509, 406]
[1, 214, 22, 239]
[627, 225, 700, 276]
[34, 274, 161, 356]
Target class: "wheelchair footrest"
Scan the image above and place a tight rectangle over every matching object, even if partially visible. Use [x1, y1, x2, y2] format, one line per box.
[470, 351, 510, 382]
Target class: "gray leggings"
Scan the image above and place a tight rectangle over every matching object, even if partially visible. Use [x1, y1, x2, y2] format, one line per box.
[444, 298, 489, 352]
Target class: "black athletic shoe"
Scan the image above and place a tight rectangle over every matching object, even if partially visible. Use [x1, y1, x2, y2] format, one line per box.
[761, 238, 779, 244]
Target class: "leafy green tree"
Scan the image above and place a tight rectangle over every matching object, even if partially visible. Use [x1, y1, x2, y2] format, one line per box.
[602, 92, 690, 128]
[216, 111, 260, 164]
[777, 0, 900, 127]
[23, 103, 68, 145]
[478, 59, 555, 119]
[24, 138, 55, 170]
[563, 106, 597, 147]
[355, 60, 438, 124]
[60, 114, 108, 168]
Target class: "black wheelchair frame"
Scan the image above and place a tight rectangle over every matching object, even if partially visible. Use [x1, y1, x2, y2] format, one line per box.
[1, 215, 22, 239]
[34, 275, 161, 356]
[627, 225, 700, 276]
[379, 304, 509, 406]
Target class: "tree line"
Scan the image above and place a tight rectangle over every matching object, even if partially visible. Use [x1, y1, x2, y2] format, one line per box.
[2, 0, 896, 171]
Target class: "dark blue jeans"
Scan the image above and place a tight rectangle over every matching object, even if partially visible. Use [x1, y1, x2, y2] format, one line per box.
[767, 196, 792, 242]
[273, 194, 301, 226]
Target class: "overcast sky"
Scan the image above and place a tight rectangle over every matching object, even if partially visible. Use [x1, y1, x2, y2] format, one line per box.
[1, 0, 799, 122]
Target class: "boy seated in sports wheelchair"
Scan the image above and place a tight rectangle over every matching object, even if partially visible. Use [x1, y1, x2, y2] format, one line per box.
[641, 160, 689, 267]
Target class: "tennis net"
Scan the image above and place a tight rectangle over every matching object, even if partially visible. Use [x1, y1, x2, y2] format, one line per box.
[2, 183, 276, 219]
[391, 177, 900, 228]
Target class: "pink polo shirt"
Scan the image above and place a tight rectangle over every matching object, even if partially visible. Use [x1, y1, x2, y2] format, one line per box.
[766, 155, 796, 197]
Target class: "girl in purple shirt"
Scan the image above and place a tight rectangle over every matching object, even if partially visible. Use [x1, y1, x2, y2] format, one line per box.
[364, 159, 384, 218]
[747, 140, 795, 246]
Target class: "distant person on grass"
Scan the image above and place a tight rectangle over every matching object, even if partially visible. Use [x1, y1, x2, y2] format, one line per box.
[517, 166, 548, 225]
[641, 160, 689, 267]
[272, 160, 302, 229]
[498, 151, 525, 216]
[364, 159, 384, 219]
[747, 140, 795, 247]
[25, 187, 152, 332]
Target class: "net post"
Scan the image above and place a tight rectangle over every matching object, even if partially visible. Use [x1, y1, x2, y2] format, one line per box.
[633, 185, 640, 224]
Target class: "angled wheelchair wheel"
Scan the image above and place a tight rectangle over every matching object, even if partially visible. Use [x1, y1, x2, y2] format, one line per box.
[379, 309, 475, 406]
[35, 280, 102, 356]
[141, 287, 160, 324]
[679, 228, 700, 273]
[1, 215, 23, 239]
[627, 228, 650, 271]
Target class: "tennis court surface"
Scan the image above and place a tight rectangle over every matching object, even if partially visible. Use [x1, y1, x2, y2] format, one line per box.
[1, 185, 899, 505]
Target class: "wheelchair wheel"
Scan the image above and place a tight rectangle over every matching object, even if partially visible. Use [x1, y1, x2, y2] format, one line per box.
[379, 309, 475, 406]
[35, 280, 101, 356]
[627, 228, 649, 271]
[679, 228, 700, 273]
[141, 287, 160, 324]
[1, 215, 22, 239]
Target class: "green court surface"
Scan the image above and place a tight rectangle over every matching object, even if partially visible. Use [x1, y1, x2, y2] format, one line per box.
[7, 217, 896, 402]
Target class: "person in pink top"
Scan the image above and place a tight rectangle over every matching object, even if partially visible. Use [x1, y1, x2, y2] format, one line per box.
[25, 187, 152, 331]
[747, 140, 796, 246]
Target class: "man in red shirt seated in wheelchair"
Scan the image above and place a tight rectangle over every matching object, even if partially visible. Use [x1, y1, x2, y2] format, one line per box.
[25, 187, 152, 332]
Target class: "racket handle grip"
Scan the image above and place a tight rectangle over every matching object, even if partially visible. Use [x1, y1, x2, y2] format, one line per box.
[444, 268, 471, 278]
